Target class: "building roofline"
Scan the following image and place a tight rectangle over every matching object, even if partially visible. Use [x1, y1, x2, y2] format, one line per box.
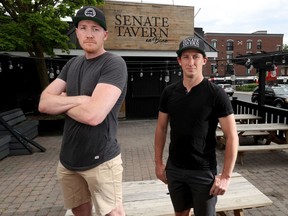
[194, 31, 218, 55]
[1, 49, 218, 59]
[205, 32, 284, 37]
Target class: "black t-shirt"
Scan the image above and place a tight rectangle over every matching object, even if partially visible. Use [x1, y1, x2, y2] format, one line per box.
[159, 78, 233, 170]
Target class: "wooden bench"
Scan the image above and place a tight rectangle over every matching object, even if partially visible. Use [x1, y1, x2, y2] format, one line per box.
[65, 173, 273, 216]
[0, 135, 11, 160]
[237, 144, 288, 165]
[0, 108, 40, 155]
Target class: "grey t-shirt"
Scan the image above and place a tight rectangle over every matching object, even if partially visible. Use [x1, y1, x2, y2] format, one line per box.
[57, 52, 127, 171]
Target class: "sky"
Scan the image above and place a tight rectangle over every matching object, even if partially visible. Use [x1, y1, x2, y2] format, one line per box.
[108, 0, 288, 45]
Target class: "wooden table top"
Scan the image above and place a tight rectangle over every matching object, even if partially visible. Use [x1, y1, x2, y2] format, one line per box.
[236, 123, 288, 132]
[234, 114, 262, 120]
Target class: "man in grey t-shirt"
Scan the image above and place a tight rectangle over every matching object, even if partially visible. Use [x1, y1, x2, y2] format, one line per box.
[38, 6, 127, 216]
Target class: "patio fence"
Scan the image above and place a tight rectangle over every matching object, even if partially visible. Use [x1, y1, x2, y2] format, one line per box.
[231, 98, 288, 140]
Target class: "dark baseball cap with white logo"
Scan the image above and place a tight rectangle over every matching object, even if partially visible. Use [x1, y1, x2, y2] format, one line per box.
[176, 36, 206, 57]
[72, 6, 107, 30]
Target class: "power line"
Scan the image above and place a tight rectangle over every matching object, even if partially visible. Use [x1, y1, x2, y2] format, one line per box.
[194, 8, 201, 18]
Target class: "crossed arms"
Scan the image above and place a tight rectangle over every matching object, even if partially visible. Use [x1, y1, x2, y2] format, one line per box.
[38, 78, 121, 126]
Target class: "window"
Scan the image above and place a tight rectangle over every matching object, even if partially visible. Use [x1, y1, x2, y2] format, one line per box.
[211, 39, 217, 48]
[226, 40, 234, 51]
[246, 67, 252, 75]
[226, 64, 235, 75]
[276, 45, 281, 51]
[247, 40, 252, 50]
[257, 40, 262, 49]
[226, 53, 233, 64]
[211, 64, 217, 74]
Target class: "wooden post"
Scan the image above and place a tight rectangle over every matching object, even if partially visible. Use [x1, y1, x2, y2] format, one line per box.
[258, 68, 266, 122]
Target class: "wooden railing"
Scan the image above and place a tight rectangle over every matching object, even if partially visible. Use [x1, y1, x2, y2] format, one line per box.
[231, 98, 288, 124]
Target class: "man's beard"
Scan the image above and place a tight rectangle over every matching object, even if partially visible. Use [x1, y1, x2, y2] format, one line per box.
[83, 43, 97, 53]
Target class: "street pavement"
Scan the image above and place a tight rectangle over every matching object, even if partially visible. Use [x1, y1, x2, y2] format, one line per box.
[0, 119, 288, 216]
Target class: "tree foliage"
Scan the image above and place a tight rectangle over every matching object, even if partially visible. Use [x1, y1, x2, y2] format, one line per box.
[0, 0, 103, 89]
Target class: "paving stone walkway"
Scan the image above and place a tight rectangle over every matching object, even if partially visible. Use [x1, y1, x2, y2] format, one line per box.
[0, 119, 287, 216]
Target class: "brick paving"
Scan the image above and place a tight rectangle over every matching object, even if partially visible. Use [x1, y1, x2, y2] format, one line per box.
[0, 119, 288, 216]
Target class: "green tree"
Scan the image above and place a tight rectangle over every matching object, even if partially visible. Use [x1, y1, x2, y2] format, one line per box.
[0, 0, 103, 90]
[283, 44, 288, 50]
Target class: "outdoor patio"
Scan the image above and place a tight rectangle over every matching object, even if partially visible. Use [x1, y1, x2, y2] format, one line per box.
[0, 119, 288, 216]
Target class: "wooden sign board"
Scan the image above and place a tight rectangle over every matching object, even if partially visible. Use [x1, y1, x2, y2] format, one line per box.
[99, 2, 194, 51]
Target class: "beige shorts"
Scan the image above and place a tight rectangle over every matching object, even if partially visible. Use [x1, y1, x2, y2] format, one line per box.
[57, 154, 123, 216]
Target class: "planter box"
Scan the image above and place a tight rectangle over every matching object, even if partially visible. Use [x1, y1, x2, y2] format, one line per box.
[0, 135, 11, 160]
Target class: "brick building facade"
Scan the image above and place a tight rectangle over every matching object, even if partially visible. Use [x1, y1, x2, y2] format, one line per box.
[203, 30, 284, 82]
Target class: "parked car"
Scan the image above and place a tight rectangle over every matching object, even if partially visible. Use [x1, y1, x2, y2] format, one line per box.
[251, 85, 288, 108]
[218, 83, 234, 96]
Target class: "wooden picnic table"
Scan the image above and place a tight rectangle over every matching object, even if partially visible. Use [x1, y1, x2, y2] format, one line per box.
[234, 114, 262, 124]
[217, 114, 261, 130]
[65, 173, 273, 216]
[217, 123, 288, 145]
[217, 123, 288, 164]
[236, 123, 288, 145]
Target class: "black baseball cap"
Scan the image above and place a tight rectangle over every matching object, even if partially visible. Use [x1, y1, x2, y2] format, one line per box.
[176, 36, 206, 57]
[72, 6, 107, 30]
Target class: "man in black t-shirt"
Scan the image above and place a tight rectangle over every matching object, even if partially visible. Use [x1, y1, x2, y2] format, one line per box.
[154, 36, 239, 216]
